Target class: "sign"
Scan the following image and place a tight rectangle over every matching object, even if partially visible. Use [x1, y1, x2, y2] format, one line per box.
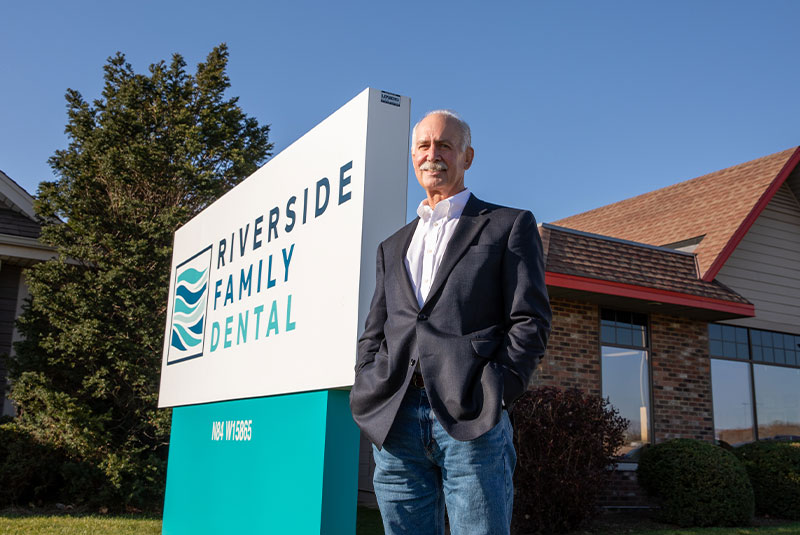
[158, 88, 409, 408]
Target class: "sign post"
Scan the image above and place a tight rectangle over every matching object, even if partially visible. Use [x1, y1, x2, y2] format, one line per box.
[159, 88, 409, 534]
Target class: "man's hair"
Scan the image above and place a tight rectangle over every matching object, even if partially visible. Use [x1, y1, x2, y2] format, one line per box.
[411, 110, 472, 152]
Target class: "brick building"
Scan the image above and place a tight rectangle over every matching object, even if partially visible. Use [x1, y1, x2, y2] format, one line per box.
[359, 146, 800, 507]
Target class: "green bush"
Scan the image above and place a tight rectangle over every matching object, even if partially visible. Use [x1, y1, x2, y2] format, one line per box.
[637, 438, 754, 527]
[0, 420, 164, 510]
[0, 422, 66, 506]
[512, 387, 628, 534]
[735, 441, 800, 519]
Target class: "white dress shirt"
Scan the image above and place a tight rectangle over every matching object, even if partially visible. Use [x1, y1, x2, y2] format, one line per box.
[405, 189, 471, 307]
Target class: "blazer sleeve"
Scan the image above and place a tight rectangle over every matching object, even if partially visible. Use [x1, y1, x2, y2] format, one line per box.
[355, 242, 388, 375]
[497, 210, 552, 405]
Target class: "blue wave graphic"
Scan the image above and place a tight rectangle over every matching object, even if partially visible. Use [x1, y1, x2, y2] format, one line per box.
[188, 316, 204, 335]
[173, 298, 200, 315]
[171, 260, 209, 355]
[172, 303, 205, 324]
[171, 330, 187, 351]
[172, 323, 202, 348]
[176, 283, 207, 306]
[177, 267, 207, 285]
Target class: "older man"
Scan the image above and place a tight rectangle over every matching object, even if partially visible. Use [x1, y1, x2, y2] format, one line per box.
[350, 110, 551, 535]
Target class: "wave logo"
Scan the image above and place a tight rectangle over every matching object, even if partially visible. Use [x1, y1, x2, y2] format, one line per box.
[167, 246, 212, 364]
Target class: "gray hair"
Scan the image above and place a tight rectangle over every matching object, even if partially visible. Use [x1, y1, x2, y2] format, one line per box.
[412, 109, 472, 152]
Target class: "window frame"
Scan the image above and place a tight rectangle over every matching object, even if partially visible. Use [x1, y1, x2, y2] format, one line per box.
[708, 323, 800, 443]
[599, 308, 655, 456]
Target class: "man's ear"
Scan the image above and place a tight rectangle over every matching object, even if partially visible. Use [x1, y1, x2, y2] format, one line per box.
[463, 147, 475, 170]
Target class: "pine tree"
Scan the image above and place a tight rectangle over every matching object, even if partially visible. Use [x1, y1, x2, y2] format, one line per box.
[7, 44, 272, 508]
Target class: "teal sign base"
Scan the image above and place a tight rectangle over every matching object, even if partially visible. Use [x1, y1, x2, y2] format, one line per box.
[162, 389, 359, 534]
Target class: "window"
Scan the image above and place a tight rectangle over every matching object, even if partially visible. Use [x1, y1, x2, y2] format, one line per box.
[751, 329, 800, 367]
[753, 364, 800, 439]
[708, 323, 749, 360]
[709, 323, 800, 443]
[601, 309, 650, 458]
[710, 359, 754, 444]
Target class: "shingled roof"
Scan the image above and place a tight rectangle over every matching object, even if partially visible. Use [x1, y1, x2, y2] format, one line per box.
[541, 224, 753, 320]
[0, 205, 40, 239]
[0, 169, 53, 266]
[0, 169, 41, 237]
[554, 147, 800, 281]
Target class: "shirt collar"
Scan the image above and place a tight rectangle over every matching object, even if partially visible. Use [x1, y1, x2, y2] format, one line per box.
[416, 188, 471, 222]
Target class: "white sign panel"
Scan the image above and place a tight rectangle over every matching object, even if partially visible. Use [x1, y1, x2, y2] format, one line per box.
[159, 88, 409, 408]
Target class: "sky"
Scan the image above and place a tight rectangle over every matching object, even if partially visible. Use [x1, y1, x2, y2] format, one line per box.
[2, 1, 799, 224]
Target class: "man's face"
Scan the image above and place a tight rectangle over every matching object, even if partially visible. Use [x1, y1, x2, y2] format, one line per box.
[412, 114, 474, 199]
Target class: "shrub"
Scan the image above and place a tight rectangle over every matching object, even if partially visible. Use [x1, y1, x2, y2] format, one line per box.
[637, 438, 754, 527]
[511, 386, 628, 534]
[735, 441, 800, 519]
[0, 422, 66, 506]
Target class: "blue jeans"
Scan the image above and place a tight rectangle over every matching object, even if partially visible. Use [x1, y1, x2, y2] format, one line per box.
[372, 387, 516, 535]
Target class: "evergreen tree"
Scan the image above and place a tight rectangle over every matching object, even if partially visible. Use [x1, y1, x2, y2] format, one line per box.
[7, 44, 271, 508]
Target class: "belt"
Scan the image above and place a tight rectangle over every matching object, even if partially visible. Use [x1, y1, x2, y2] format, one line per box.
[410, 373, 425, 389]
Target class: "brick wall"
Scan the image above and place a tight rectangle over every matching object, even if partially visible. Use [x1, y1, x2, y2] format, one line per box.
[596, 467, 657, 508]
[528, 300, 713, 508]
[532, 300, 713, 443]
[650, 314, 714, 442]
[532, 298, 600, 396]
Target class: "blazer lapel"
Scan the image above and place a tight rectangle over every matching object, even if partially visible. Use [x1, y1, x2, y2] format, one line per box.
[422, 194, 489, 310]
[394, 219, 420, 310]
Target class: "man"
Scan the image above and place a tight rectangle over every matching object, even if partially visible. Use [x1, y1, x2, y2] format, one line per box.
[350, 110, 551, 535]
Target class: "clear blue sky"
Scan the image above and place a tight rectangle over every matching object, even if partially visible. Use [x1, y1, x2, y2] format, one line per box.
[2, 1, 798, 224]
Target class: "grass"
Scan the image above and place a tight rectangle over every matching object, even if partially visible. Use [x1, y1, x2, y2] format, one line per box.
[0, 513, 161, 535]
[0, 507, 797, 534]
[588, 526, 800, 535]
[0, 507, 381, 534]
[578, 511, 800, 535]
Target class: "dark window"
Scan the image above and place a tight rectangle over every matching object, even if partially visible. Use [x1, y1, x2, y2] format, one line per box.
[709, 323, 800, 444]
[754, 364, 800, 439]
[601, 309, 650, 458]
[751, 329, 800, 367]
[601, 309, 648, 348]
[710, 359, 754, 445]
[708, 323, 748, 360]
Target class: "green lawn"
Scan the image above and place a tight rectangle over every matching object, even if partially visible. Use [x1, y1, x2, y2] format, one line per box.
[0, 514, 161, 535]
[0, 508, 797, 535]
[598, 527, 800, 535]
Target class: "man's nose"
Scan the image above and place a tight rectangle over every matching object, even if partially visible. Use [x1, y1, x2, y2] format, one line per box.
[427, 145, 439, 160]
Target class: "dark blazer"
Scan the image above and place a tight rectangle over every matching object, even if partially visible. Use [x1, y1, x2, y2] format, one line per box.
[350, 194, 551, 448]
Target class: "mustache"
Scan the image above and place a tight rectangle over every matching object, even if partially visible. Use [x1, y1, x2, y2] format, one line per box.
[420, 161, 448, 172]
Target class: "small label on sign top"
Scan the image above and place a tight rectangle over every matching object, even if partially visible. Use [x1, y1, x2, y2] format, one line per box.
[380, 91, 401, 107]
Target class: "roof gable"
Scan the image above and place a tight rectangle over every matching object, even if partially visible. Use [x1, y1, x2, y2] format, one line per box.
[0, 169, 38, 221]
[0, 169, 43, 241]
[555, 147, 800, 281]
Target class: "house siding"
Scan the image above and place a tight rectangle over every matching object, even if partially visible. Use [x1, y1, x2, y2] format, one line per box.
[0, 264, 22, 415]
[716, 183, 800, 335]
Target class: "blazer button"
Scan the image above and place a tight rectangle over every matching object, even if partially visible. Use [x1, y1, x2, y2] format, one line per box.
[417, 313, 428, 321]
[409, 359, 416, 367]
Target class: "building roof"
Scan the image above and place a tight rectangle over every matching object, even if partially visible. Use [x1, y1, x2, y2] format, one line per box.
[554, 147, 800, 281]
[541, 224, 754, 320]
[0, 206, 40, 239]
[0, 169, 52, 265]
[0, 169, 40, 222]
